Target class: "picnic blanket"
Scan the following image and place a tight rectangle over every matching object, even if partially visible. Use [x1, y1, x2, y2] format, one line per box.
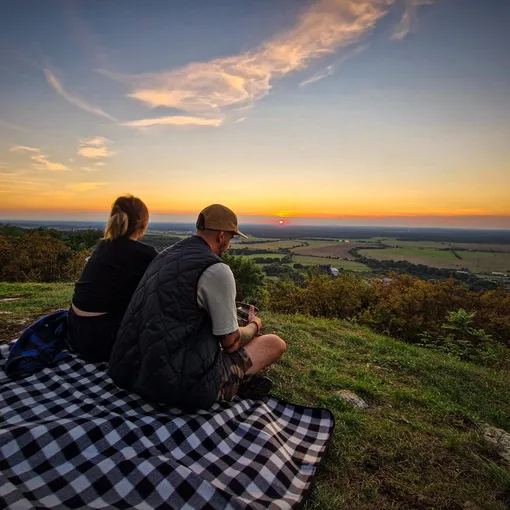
[0, 344, 334, 509]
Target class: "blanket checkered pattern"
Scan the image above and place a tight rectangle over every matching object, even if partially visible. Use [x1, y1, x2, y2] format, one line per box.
[0, 344, 334, 509]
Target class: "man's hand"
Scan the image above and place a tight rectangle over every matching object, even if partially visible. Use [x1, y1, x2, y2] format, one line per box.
[248, 305, 262, 336]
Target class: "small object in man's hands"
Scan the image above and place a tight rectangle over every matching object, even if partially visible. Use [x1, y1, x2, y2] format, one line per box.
[236, 301, 259, 326]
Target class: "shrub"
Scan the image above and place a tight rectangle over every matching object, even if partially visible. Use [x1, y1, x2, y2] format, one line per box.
[0, 230, 87, 282]
[419, 309, 509, 367]
[222, 253, 266, 305]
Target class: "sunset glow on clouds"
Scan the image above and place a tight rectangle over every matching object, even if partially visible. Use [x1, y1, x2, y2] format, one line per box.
[1, 0, 509, 228]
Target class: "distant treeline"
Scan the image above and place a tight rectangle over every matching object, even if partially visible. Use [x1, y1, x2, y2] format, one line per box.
[141, 234, 183, 251]
[350, 248, 499, 291]
[0, 225, 103, 282]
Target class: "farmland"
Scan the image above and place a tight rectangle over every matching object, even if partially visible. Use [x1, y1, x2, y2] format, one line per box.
[290, 256, 371, 272]
[374, 237, 510, 253]
[361, 247, 510, 273]
[293, 242, 381, 260]
[233, 240, 307, 250]
[228, 232, 510, 278]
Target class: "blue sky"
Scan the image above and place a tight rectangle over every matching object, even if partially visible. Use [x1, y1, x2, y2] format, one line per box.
[1, 0, 509, 228]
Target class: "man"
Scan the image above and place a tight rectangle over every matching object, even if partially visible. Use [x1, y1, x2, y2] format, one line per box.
[108, 204, 286, 410]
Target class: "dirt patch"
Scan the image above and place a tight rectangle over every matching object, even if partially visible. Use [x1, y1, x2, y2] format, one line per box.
[0, 312, 52, 344]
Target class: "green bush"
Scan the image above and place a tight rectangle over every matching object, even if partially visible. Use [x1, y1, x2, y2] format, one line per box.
[419, 309, 506, 366]
[265, 272, 510, 368]
[222, 253, 266, 305]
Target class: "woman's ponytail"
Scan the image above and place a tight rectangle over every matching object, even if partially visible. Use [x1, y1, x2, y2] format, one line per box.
[103, 196, 149, 241]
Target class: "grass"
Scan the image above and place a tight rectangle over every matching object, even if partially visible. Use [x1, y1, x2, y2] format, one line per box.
[262, 313, 510, 509]
[1, 283, 509, 509]
[362, 247, 510, 274]
[0, 282, 73, 340]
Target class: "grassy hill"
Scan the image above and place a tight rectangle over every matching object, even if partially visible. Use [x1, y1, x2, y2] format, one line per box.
[1, 282, 509, 509]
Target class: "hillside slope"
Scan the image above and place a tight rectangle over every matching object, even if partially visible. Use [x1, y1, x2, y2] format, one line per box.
[1, 282, 509, 509]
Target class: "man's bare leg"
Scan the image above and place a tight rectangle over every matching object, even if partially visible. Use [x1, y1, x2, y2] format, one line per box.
[244, 334, 286, 375]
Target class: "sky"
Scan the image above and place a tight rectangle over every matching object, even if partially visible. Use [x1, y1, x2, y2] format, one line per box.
[1, 0, 509, 229]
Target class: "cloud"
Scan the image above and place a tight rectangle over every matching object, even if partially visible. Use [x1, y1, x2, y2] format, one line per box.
[94, 161, 105, 166]
[44, 68, 117, 122]
[9, 145, 68, 172]
[234, 117, 247, 124]
[300, 65, 334, 87]
[299, 43, 369, 86]
[392, 0, 436, 40]
[97, 0, 436, 127]
[103, 0, 392, 122]
[66, 182, 108, 192]
[9, 145, 40, 153]
[121, 116, 223, 128]
[78, 137, 114, 158]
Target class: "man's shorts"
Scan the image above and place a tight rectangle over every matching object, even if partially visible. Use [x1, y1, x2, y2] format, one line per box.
[218, 347, 253, 402]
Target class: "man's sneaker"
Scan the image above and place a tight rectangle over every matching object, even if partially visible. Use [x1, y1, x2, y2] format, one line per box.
[237, 375, 273, 400]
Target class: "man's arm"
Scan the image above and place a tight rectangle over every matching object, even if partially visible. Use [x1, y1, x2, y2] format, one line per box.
[221, 305, 262, 353]
[221, 322, 259, 353]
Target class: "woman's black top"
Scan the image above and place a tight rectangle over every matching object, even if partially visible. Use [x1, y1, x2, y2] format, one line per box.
[72, 237, 157, 317]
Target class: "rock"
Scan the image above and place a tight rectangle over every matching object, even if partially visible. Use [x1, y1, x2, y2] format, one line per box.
[0, 298, 21, 302]
[481, 424, 510, 463]
[336, 390, 369, 409]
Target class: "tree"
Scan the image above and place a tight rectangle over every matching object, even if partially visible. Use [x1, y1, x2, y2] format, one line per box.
[65, 229, 103, 251]
[222, 253, 266, 305]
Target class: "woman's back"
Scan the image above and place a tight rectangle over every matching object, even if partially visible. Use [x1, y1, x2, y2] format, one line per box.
[73, 237, 157, 317]
[68, 194, 155, 363]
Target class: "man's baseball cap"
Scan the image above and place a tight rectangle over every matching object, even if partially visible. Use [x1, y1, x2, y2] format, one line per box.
[196, 204, 248, 239]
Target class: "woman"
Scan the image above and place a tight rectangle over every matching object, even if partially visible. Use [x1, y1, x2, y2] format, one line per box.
[68, 195, 157, 362]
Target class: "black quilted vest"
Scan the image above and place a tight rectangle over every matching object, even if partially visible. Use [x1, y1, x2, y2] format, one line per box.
[108, 235, 223, 410]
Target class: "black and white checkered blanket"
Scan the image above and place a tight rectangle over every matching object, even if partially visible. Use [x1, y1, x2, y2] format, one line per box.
[0, 344, 334, 509]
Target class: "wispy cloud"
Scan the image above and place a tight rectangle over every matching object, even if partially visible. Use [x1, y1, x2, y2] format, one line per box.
[102, 0, 421, 128]
[300, 44, 369, 86]
[9, 145, 40, 153]
[44, 68, 117, 122]
[66, 181, 108, 192]
[392, 0, 436, 40]
[234, 117, 247, 124]
[121, 116, 223, 128]
[77, 137, 114, 158]
[300, 65, 335, 87]
[96, 0, 436, 128]
[9, 145, 68, 172]
[104, 0, 390, 119]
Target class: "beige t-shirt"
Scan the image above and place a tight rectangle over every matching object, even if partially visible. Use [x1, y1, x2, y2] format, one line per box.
[197, 263, 238, 336]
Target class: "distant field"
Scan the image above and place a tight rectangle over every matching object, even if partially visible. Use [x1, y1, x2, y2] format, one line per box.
[290, 255, 371, 272]
[293, 242, 379, 260]
[379, 237, 510, 252]
[362, 248, 510, 273]
[243, 253, 285, 260]
[234, 240, 306, 250]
